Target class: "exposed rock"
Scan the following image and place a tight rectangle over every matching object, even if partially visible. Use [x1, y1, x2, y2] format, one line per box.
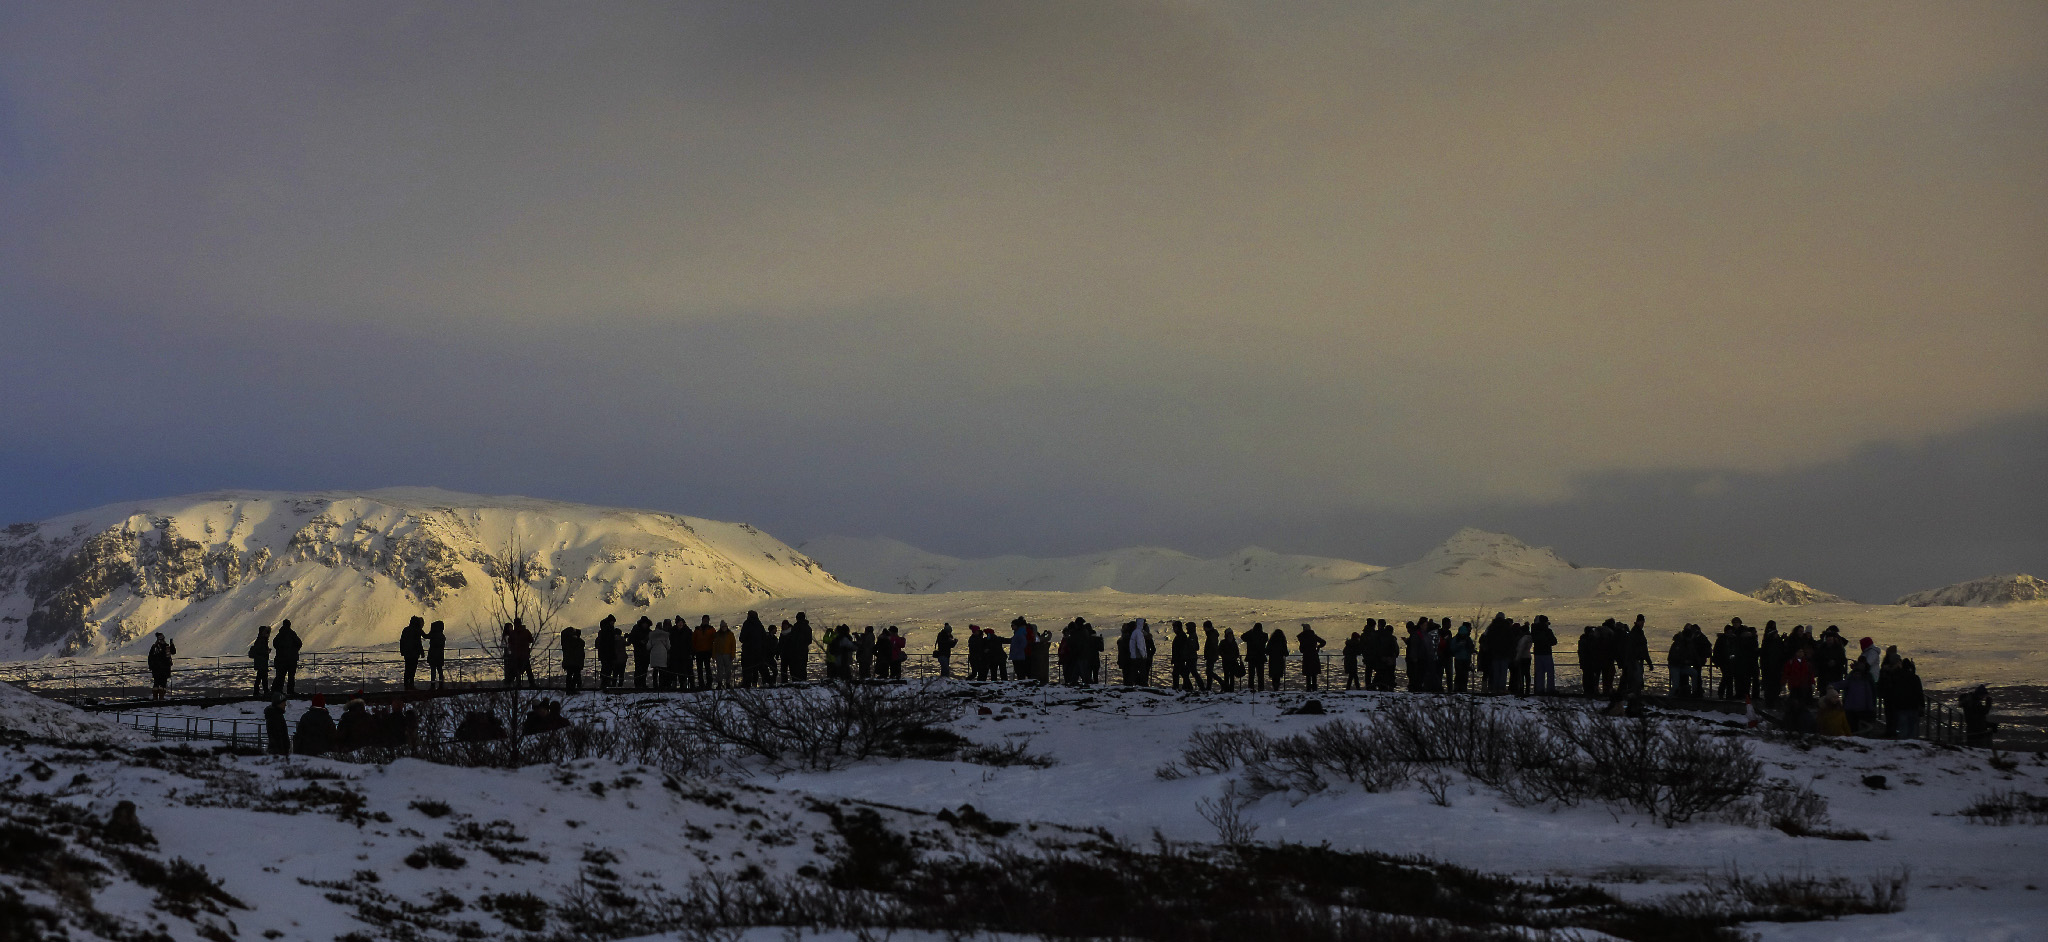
[1896, 574, 2048, 607]
[1750, 578, 1851, 605]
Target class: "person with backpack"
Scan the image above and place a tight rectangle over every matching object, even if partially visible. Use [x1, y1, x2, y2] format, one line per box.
[714, 621, 737, 688]
[147, 633, 176, 700]
[1243, 624, 1268, 692]
[503, 619, 536, 689]
[1265, 626, 1289, 691]
[935, 623, 958, 678]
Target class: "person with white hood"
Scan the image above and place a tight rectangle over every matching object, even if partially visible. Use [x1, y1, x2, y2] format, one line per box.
[647, 619, 673, 689]
[1126, 618, 1152, 686]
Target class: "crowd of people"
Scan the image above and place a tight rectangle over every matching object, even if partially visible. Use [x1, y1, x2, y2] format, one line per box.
[116, 607, 1994, 750]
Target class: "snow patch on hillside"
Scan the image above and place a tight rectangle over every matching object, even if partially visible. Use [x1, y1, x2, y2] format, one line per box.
[815, 529, 1750, 605]
[801, 536, 1385, 597]
[0, 488, 863, 659]
[1750, 578, 1853, 605]
[1896, 574, 2048, 607]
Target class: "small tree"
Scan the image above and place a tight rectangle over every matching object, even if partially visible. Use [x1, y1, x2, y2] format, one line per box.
[466, 536, 571, 684]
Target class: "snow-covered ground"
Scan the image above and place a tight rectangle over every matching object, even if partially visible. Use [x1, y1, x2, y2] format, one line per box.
[12, 676, 2048, 942]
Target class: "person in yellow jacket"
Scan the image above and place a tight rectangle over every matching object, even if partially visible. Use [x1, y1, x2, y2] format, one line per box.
[713, 621, 737, 689]
[1817, 686, 1852, 736]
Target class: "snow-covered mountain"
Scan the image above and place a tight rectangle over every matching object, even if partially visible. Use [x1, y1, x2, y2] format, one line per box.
[1895, 573, 2048, 607]
[798, 536, 1386, 597]
[806, 528, 1750, 605]
[1294, 528, 1752, 604]
[0, 488, 861, 659]
[1749, 578, 1852, 605]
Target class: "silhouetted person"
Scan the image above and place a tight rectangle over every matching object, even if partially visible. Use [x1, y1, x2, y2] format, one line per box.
[1296, 625, 1325, 691]
[147, 633, 176, 700]
[294, 694, 334, 756]
[272, 620, 301, 696]
[264, 695, 290, 755]
[399, 616, 426, 691]
[560, 626, 586, 694]
[248, 625, 271, 698]
[426, 620, 447, 690]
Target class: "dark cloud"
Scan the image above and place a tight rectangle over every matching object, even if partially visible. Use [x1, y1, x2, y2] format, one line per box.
[1, 2, 2043, 597]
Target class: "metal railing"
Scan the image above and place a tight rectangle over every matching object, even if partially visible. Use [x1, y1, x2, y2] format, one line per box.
[111, 711, 269, 748]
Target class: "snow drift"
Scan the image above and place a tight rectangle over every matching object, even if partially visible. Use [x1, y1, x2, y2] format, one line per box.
[0, 488, 861, 659]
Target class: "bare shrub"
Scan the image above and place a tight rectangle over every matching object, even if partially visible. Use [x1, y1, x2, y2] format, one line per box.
[1302, 720, 1407, 793]
[673, 681, 963, 773]
[1196, 780, 1260, 846]
[1761, 780, 1831, 834]
[1551, 714, 1761, 826]
[1665, 866, 1909, 922]
[959, 737, 1056, 769]
[1181, 725, 1271, 774]
[1416, 769, 1454, 807]
[1960, 788, 2048, 825]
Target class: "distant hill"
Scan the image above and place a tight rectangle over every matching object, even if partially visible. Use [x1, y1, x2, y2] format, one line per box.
[797, 536, 1386, 597]
[1895, 574, 2048, 607]
[805, 528, 1751, 605]
[1750, 578, 1852, 605]
[0, 488, 859, 658]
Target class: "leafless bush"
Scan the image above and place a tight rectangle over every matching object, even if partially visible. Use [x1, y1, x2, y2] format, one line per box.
[1196, 780, 1260, 846]
[672, 681, 963, 773]
[1663, 866, 1908, 922]
[959, 737, 1056, 769]
[1550, 713, 1761, 826]
[1185, 702, 1762, 826]
[1180, 725, 1271, 774]
[1416, 769, 1454, 807]
[1762, 780, 1833, 834]
[1960, 788, 2048, 826]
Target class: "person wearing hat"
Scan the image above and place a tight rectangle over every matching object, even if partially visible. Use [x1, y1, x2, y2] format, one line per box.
[426, 620, 447, 690]
[264, 694, 291, 755]
[294, 694, 334, 756]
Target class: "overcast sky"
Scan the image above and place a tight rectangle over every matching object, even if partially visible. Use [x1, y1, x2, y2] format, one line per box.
[2, 2, 2043, 602]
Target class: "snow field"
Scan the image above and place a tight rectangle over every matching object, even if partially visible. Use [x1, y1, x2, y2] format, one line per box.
[41, 679, 2048, 941]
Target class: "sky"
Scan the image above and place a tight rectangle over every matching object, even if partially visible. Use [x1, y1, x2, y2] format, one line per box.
[1, 1, 2043, 602]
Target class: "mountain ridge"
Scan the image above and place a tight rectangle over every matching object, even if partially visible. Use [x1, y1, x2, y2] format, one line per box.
[0, 488, 859, 658]
[805, 527, 1753, 605]
[1895, 573, 2048, 607]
